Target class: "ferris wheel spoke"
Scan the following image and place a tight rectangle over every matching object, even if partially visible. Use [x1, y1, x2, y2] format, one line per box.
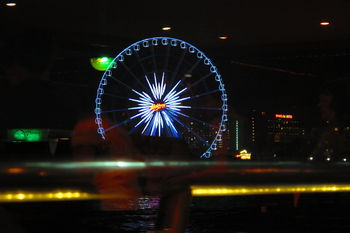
[163, 44, 170, 73]
[171, 115, 208, 144]
[151, 45, 158, 73]
[128, 111, 153, 135]
[161, 111, 180, 137]
[187, 72, 213, 90]
[191, 89, 220, 99]
[120, 62, 147, 89]
[170, 49, 187, 86]
[168, 109, 215, 128]
[105, 118, 134, 133]
[101, 108, 133, 114]
[181, 58, 201, 79]
[190, 106, 222, 111]
[134, 51, 148, 75]
[103, 92, 129, 100]
[109, 76, 134, 91]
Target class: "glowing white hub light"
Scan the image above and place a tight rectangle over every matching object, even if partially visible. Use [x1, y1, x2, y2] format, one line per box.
[129, 72, 191, 137]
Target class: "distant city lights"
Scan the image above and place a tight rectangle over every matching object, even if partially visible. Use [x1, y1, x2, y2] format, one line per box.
[162, 26, 172, 31]
[275, 114, 293, 119]
[235, 149, 251, 160]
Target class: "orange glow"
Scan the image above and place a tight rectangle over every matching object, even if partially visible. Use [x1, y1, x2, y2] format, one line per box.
[242, 168, 310, 173]
[218, 36, 228, 40]
[162, 26, 171, 31]
[275, 114, 293, 119]
[320, 21, 330, 26]
[7, 168, 25, 174]
[59, 137, 70, 141]
[6, 2, 16, 6]
[150, 103, 166, 112]
[39, 171, 48, 176]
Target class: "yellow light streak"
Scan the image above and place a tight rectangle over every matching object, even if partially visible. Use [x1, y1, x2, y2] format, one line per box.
[191, 184, 350, 196]
[0, 184, 350, 202]
[0, 190, 101, 203]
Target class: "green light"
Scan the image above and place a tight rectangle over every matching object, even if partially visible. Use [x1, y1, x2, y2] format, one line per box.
[13, 130, 26, 140]
[11, 129, 43, 142]
[90, 57, 114, 71]
[235, 120, 239, 151]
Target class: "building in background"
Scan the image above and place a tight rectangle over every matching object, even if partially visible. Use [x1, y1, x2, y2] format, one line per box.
[248, 111, 305, 160]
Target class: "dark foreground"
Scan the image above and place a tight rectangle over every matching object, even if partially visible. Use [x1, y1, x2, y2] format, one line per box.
[1, 193, 350, 233]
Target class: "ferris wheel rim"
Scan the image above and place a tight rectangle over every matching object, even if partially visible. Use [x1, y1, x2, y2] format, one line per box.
[94, 36, 228, 158]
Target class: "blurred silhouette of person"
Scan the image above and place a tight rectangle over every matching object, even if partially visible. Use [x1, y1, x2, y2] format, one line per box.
[0, 28, 77, 131]
[72, 116, 196, 232]
[133, 135, 193, 233]
[313, 81, 350, 160]
[71, 116, 143, 211]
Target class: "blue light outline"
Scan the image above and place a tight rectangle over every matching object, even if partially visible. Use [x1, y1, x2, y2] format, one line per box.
[95, 37, 228, 158]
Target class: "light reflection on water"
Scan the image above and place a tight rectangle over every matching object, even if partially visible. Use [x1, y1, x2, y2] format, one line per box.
[109, 195, 350, 233]
[99, 196, 252, 233]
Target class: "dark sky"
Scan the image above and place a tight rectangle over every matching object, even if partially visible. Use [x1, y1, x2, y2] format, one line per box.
[1, 0, 350, 130]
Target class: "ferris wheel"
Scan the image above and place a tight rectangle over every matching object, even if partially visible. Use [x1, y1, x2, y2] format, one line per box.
[94, 37, 228, 158]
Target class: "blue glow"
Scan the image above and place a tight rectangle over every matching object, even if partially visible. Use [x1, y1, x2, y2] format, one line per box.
[129, 72, 190, 137]
[95, 37, 228, 158]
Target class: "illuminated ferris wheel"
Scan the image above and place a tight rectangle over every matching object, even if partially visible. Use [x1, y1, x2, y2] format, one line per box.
[94, 37, 228, 158]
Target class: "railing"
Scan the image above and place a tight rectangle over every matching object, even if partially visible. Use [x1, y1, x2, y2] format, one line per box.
[1, 160, 350, 202]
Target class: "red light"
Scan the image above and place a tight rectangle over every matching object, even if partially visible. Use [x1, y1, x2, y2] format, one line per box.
[150, 103, 166, 112]
[275, 114, 293, 119]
